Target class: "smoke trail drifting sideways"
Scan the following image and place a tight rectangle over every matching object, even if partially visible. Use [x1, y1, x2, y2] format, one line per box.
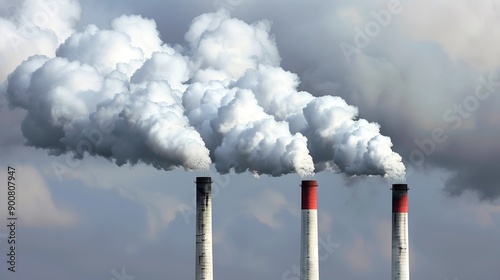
[4, 10, 405, 179]
[235, 65, 405, 180]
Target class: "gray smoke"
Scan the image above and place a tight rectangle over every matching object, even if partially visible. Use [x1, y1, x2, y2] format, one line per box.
[3, 9, 405, 179]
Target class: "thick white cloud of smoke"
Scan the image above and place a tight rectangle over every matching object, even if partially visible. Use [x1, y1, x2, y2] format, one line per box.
[2, 8, 405, 179]
[0, 0, 81, 80]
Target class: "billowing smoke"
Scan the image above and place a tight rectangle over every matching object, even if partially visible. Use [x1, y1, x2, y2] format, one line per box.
[0, 0, 81, 80]
[3, 9, 405, 180]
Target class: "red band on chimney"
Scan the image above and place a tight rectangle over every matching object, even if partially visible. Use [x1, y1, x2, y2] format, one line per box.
[301, 180, 317, 210]
[392, 194, 408, 213]
[392, 184, 408, 213]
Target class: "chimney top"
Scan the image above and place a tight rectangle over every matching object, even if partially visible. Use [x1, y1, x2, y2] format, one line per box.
[392, 183, 408, 191]
[301, 180, 318, 188]
[196, 177, 212, 183]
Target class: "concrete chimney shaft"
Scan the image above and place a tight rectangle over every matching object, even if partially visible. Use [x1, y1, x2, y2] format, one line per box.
[301, 180, 319, 280]
[196, 177, 213, 280]
[392, 184, 409, 280]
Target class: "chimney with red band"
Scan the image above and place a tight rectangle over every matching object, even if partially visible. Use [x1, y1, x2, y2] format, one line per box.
[300, 180, 319, 280]
[392, 183, 409, 280]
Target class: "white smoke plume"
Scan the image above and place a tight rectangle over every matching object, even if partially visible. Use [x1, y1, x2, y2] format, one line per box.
[3, 9, 405, 180]
[0, 0, 81, 80]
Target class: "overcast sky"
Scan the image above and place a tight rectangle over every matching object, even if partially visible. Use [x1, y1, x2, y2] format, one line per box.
[1, 0, 500, 279]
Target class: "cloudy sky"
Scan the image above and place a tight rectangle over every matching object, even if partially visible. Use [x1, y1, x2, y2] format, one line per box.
[1, 0, 500, 279]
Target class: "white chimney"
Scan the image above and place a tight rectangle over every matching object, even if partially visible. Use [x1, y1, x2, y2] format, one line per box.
[300, 180, 319, 280]
[196, 177, 213, 280]
[391, 183, 409, 280]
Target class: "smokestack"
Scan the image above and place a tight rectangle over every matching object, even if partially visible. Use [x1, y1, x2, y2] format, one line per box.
[391, 183, 409, 280]
[300, 180, 319, 280]
[196, 177, 213, 280]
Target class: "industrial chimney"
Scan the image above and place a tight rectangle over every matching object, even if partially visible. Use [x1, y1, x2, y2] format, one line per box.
[391, 183, 409, 280]
[300, 180, 319, 280]
[196, 177, 213, 280]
